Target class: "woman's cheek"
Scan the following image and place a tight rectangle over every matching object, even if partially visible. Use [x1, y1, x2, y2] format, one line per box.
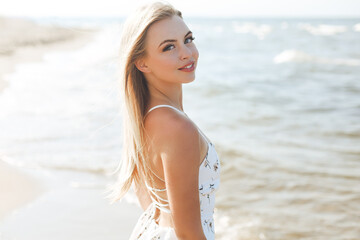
[192, 45, 199, 60]
[159, 57, 178, 71]
[151, 57, 168, 72]
[152, 57, 178, 78]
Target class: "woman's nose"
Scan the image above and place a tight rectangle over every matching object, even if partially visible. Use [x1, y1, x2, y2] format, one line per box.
[179, 44, 192, 60]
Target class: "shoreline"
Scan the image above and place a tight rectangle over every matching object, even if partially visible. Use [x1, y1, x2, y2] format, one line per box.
[0, 15, 100, 94]
[0, 15, 99, 220]
[0, 16, 143, 239]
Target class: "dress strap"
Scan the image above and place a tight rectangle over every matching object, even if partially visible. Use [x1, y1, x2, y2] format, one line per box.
[145, 181, 171, 214]
[145, 104, 186, 117]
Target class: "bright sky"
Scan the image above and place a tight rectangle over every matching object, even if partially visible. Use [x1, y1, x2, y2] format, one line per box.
[1, 0, 360, 18]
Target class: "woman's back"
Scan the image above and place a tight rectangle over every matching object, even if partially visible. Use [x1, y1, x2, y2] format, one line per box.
[129, 105, 221, 240]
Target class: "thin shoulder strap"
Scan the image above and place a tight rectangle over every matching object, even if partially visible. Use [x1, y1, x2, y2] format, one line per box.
[146, 104, 186, 116]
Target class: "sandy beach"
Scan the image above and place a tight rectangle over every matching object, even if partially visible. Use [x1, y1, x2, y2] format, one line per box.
[0, 16, 142, 239]
[0, 164, 142, 240]
[0, 159, 45, 222]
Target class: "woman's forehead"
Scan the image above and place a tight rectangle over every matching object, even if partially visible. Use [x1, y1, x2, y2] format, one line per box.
[146, 16, 190, 46]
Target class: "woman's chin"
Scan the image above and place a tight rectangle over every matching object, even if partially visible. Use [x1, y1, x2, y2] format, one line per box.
[182, 77, 196, 84]
[179, 73, 196, 84]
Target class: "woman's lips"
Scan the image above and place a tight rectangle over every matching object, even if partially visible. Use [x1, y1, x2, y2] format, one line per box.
[178, 62, 195, 72]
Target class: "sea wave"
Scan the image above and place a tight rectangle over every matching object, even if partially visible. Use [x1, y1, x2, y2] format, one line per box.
[273, 49, 360, 66]
[215, 212, 264, 239]
[298, 23, 347, 36]
[232, 22, 272, 39]
[354, 23, 360, 32]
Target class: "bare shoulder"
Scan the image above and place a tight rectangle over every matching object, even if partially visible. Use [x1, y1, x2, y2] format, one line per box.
[145, 108, 204, 237]
[144, 108, 200, 162]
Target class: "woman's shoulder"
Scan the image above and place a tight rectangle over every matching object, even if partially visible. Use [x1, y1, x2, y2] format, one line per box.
[144, 107, 200, 153]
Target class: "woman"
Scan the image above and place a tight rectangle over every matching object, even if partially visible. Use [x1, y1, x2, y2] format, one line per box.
[107, 2, 221, 239]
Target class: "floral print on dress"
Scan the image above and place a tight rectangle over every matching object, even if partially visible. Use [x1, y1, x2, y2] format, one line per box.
[197, 141, 221, 240]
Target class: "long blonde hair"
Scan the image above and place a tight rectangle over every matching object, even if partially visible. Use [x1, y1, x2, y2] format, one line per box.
[106, 1, 182, 203]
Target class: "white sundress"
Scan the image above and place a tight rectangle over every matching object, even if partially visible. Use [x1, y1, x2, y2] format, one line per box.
[129, 105, 221, 240]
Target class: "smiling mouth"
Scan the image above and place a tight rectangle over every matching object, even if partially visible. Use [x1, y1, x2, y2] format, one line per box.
[178, 62, 195, 70]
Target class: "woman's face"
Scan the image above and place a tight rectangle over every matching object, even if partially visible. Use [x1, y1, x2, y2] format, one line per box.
[140, 15, 199, 84]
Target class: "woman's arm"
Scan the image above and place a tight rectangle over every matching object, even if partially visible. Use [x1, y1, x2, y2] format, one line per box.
[151, 110, 206, 240]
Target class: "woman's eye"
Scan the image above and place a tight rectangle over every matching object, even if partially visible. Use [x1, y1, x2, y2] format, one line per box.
[163, 44, 175, 52]
[162, 37, 195, 52]
[185, 36, 195, 44]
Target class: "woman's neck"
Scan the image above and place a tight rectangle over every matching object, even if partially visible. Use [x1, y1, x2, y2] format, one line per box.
[147, 82, 183, 111]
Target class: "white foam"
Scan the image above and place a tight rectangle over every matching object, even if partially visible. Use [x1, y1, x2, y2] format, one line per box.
[299, 23, 347, 36]
[232, 22, 272, 39]
[214, 212, 264, 239]
[353, 23, 360, 32]
[273, 49, 360, 66]
[274, 49, 314, 64]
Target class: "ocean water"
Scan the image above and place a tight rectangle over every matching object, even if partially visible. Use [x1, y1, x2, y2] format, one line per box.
[0, 17, 359, 239]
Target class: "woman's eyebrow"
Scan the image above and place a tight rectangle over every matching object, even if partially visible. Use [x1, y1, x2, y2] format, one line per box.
[158, 31, 192, 48]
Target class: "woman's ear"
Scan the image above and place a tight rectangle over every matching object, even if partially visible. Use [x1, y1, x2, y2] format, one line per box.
[135, 58, 151, 73]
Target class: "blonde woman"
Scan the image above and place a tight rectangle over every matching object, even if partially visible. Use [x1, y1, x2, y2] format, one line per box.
[107, 2, 221, 239]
